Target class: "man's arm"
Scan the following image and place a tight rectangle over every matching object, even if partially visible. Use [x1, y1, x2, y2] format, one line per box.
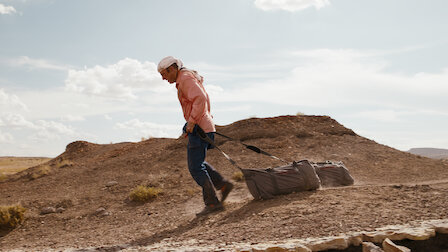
[180, 74, 207, 133]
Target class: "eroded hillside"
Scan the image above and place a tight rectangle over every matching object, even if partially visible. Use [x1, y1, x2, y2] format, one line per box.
[1, 115, 447, 251]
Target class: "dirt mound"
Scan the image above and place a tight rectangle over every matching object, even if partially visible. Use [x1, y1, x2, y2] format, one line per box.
[215, 115, 355, 143]
[1, 115, 447, 251]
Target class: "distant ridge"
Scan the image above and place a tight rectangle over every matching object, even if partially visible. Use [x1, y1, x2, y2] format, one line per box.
[408, 147, 448, 159]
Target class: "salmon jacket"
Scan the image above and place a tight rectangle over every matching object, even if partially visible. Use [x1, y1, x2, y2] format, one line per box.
[175, 69, 215, 133]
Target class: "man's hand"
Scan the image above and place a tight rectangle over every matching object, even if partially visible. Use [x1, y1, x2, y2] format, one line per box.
[185, 121, 195, 133]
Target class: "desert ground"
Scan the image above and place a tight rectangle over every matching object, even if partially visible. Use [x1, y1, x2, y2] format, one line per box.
[1, 115, 447, 251]
[0, 157, 51, 177]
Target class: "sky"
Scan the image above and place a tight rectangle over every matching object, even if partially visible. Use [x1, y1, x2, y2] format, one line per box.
[1, 0, 447, 157]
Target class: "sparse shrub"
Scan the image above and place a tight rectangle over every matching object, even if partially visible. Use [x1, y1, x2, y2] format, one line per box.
[30, 165, 51, 180]
[56, 159, 74, 168]
[129, 185, 162, 203]
[0, 205, 26, 229]
[232, 171, 244, 182]
[141, 136, 153, 142]
[296, 111, 305, 116]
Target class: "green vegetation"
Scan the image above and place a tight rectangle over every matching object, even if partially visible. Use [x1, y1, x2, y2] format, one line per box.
[0, 205, 26, 229]
[129, 185, 162, 203]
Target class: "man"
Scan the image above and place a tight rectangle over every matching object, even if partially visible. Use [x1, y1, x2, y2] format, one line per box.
[157, 56, 233, 216]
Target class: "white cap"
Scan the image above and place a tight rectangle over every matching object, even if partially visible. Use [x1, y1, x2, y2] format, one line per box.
[157, 56, 183, 72]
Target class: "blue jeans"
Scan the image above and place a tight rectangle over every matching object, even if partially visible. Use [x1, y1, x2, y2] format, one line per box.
[184, 124, 226, 190]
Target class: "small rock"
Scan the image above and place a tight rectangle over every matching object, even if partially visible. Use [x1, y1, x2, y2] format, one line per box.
[307, 237, 348, 251]
[101, 211, 111, 216]
[40, 207, 56, 215]
[95, 207, 106, 215]
[435, 222, 448, 234]
[106, 181, 118, 187]
[382, 238, 410, 252]
[56, 207, 65, 213]
[348, 235, 363, 246]
[265, 246, 290, 252]
[362, 242, 384, 252]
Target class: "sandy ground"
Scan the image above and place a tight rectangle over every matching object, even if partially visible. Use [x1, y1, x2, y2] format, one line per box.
[0, 157, 51, 176]
[1, 115, 447, 251]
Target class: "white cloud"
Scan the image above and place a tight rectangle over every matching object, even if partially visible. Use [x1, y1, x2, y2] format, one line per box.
[254, 0, 330, 12]
[0, 3, 16, 15]
[0, 129, 14, 143]
[214, 49, 448, 112]
[60, 114, 85, 122]
[6, 56, 70, 71]
[204, 84, 224, 96]
[0, 113, 76, 141]
[65, 58, 167, 100]
[0, 113, 35, 129]
[33, 120, 76, 140]
[350, 110, 401, 123]
[115, 119, 180, 139]
[0, 89, 28, 111]
[346, 108, 448, 125]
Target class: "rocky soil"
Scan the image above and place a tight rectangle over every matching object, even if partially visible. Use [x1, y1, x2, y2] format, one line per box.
[1, 115, 447, 251]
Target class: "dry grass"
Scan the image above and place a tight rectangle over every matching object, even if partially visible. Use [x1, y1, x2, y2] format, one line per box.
[25, 158, 74, 180]
[0, 172, 7, 181]
[232, 171, 245, 182]
[56, 159, 74, 168]
[129, 185, 162, 203]
[0, 157, 51, 175]
[0, 205, 26, 229]
[29, 164, 51, 180]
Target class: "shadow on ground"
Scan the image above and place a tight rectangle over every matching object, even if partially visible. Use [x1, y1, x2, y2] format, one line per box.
[128, 190, 314, 248]
[0, 228, 13, 238]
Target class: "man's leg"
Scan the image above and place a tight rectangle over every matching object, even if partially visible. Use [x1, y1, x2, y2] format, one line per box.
[203, 162, 234, 203]
[203, 132, 233, 203]
[203, 161, 225, 189]
[187, 131, 221, 213]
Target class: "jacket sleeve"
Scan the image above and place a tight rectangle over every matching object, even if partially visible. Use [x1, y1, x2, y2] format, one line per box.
[180, 75, 207, 124]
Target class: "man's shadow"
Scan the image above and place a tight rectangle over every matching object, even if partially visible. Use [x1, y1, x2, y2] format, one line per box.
[0, 228, 13, 238]
[129, 190, 314, 248]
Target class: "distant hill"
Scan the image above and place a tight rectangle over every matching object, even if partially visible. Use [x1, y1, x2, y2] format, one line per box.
[408, 148, 448, 159]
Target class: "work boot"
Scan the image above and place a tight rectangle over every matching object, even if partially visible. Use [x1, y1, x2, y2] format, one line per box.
[196, 202, 224, 217]
[197, 178, 221, 217]
[220, 181, 234, 203]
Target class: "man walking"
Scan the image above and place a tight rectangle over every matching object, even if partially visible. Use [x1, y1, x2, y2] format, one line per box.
[157, 56, 233, 216]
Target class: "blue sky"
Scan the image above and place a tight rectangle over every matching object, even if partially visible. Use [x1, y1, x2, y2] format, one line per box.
[1, 0, 447, 157]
